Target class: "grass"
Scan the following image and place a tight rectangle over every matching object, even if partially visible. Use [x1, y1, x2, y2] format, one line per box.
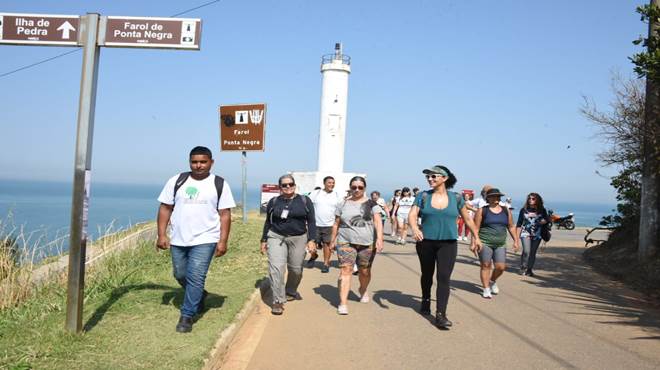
[0, 214, 267, 370]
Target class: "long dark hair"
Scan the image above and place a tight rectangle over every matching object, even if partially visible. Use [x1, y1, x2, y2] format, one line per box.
[523, 192, 545, 211]
[434, 165, 457, 189]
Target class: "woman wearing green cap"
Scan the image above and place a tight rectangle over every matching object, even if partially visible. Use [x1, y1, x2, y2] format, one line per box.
[408, 165, 482, 329]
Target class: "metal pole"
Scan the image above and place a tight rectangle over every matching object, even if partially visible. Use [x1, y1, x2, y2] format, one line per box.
[65, 13, 101, 333]
[242, 151, 248, 223]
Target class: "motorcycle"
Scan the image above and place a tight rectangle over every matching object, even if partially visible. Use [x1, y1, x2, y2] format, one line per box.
[548, 210, 575, 230]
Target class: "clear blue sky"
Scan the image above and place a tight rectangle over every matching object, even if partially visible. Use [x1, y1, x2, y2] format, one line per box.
[0, 0, 646, 205]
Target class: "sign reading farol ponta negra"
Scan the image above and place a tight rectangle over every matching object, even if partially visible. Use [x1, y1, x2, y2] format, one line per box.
[220, 104, 266, 151]
[101, 16, 201, 49]
[0, 13, 80, 46]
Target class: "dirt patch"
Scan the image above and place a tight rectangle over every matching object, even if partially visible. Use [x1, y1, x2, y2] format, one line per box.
[583, 226, 660, 304]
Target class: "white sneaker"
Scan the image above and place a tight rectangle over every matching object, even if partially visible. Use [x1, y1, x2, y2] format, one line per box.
[360, 292, 370, 303]
[337, 304, 349, 315]
[482, 287, 492, 299]
[490, 281, 499, 295]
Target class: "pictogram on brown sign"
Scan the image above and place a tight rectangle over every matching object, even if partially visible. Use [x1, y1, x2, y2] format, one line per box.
[219, 104, 267, 152]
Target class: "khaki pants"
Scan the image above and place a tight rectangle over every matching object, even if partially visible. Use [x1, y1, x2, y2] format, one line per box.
[266, 230, 307, 304]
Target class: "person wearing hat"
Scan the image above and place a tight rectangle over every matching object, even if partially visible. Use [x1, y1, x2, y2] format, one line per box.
[473, 188, 520, 298]
[408, 165, 482, 329]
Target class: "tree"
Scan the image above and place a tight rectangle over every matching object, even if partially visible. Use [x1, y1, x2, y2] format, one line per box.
[581, 74, 643, 229]
[630, 2, 660, 261]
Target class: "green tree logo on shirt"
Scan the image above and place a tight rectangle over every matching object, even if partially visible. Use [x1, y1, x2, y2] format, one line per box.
[185, 186, 199, 200]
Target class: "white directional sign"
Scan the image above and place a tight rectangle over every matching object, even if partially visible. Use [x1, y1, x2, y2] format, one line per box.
[0, 13, 80, 46]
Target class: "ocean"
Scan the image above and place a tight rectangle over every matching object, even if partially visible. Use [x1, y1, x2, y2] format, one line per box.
[0, 179, 262, 256]
[0, 179, 615, 255]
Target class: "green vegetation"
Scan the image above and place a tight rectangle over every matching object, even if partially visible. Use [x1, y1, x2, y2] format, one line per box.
[0, 215, 266, 370]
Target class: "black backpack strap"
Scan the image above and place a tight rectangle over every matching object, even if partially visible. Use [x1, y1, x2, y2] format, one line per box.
[173, 172, 191, 205]
[214, 175, 225, 209]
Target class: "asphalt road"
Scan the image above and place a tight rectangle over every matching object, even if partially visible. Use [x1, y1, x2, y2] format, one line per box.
[220, 229, 660, 370]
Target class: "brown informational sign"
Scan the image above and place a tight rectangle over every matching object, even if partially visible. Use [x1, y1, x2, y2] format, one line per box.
[220, 104, 267, 151]
[101, 16, 201, 50]
[0, 13, 79, 46]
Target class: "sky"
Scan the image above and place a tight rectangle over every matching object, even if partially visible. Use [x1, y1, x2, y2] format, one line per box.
[0, 0, 648, 205]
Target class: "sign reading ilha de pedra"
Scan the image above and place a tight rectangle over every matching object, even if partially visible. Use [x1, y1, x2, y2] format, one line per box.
[220, 104, 266, 151]
[0, 13, 80, 46]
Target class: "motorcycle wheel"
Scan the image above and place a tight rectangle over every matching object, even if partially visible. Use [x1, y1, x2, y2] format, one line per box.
[564, 221, 575, 230]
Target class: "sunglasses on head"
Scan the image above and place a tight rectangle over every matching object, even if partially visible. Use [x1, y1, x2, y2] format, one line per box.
[351, 185, 365, 190]
[425, 174, 444, 179]
[280, 183, 295, 188]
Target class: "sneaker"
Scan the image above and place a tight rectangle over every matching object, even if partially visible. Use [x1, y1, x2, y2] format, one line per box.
[360, 292, 370, 303]
[525, 270, 535, 277]
[337, 304, 349, 315]
[518, 268, 526, 276]
[285, 292, 302, 301]
[482, 287, 492, 299]
[420, 299, 431, 315]
[271, 302, 284, 315]
[176, 316, 193, 333]
[321, 265, 330, 273]
[490, 281, 499, 295]
[306, 252, 318, 268]
[435, 312, 452, 329]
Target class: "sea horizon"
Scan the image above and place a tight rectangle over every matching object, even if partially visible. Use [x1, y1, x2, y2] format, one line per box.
[0, 179, 617, 257]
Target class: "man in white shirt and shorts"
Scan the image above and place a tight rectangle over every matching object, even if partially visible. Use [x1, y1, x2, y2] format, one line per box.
[157, 146, 236, 333]
[308, 176, 342, 273]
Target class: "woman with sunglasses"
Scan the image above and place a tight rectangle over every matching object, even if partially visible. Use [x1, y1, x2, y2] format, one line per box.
[331, 176, 384, 315]
[473, 188, 520, 298]
[408, 165, 481, 329]
[393, 187, 415, 245]
[516, 193, 549, 277]
[260, 175, 317, 315]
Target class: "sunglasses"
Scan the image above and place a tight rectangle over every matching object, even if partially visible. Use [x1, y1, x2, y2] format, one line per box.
[350, 185, 365, 191]
[280, 183, 295, 188]
[425, 174, 445, 180]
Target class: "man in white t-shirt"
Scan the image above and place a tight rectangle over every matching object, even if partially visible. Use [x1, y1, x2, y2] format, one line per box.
[157, 146, 236, 333]
[308, 176, 342, 273]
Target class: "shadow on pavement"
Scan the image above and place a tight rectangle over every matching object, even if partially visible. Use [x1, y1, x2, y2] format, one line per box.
[502, 245, 660, 338]
[312, 283, 360, 307]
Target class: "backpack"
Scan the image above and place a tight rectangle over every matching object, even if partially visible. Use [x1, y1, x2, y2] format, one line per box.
[173, 172, 225, 209]
[267, 194, 310, 222]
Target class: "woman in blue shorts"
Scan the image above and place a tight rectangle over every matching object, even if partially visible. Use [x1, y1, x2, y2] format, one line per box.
[473, 188, 520, 299]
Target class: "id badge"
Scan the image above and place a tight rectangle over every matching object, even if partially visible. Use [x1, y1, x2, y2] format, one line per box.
[281, 209, 289, 219]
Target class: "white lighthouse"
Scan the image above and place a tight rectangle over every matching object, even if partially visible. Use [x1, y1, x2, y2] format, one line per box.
[292, 43, 365, 195]
[317, 43, 351, 173]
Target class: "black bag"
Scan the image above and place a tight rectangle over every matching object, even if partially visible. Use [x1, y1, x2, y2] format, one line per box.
[541, 223, 551, 242]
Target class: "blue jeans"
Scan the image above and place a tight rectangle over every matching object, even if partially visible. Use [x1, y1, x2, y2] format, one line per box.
[170, 243, 216, 318]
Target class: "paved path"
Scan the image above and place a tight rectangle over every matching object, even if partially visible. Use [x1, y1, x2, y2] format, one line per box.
[221, 229, 660, 370]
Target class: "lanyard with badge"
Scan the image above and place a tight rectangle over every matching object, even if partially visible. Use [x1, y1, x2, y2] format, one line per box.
[281, 198, 291, 219]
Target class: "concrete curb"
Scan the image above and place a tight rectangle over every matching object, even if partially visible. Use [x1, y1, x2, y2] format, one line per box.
[203, 278, 269, 370]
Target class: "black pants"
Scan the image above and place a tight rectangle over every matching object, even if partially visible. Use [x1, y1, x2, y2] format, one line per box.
[415, 239, 457, 314]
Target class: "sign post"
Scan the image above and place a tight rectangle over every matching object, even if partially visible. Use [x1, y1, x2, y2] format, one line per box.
[65, 13, 101, 333]
[1, 11, 203, 333]
[219, 104, 266, 223]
